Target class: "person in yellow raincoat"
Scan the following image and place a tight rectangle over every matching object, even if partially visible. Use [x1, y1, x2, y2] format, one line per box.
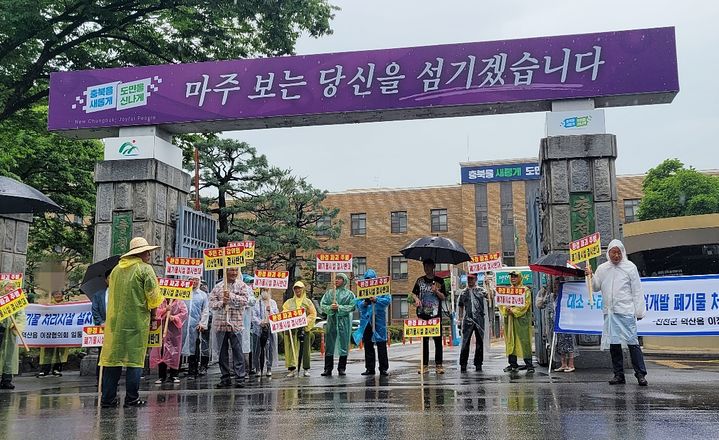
[36, 290, 70, 377]
[282, 281, 317, 377]
[501, 270, 534, 374]
[0, 280, 25, 390]
[99, 237, 163, 408]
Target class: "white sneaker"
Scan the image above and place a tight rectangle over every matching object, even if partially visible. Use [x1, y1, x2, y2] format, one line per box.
[172, 377, 181, 383]
[154, 379, 164, 385]
[266, 370, 272, 377]
[286, 371, 296, 378]
[302, 370, 311, 377]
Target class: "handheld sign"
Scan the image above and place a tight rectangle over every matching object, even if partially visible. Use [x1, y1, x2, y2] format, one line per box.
[157, 278, 194, 300]
[467, 253, 502, 273]
[403, 318, 441, 338]
[203, 247, 225, 270]
[356, 276, 391, 300]
[224, 245, 246, 268]
[495, 286, 527, 307]
[82, 326, 105, 347]
[254, 270, 289, 290]
[0, 273, 23, 289]
[229, 240, 255, 260]
[570, 232, 602, 265]
[316, 253, 353, 273]
[165, 257, 203, 277]
[0, 288, 29, 320]
[269, 308, 308, 334]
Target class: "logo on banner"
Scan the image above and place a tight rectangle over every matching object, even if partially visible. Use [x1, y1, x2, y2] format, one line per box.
[118, 140, 139, 156]
[71, 77, 161, 113]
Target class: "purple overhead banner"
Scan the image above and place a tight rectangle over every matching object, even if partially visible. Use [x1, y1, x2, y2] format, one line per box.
[48, 27, 678, 137]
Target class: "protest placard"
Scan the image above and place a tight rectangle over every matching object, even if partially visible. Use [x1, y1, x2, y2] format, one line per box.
[229, 240, 255, 260]
[316, 253, 353, 273]
[570, 232, 602, 265]
[165, 257, 204, 277]
[81, 325, 105, 347]
[224, 244, 246, 268]
[22, 302, 93, 347]
[157, 278, 193, 300]
[0, 273, 23, 289]
[253, 270, 289, 290]
[403, 318, 441, 338]
[495, 286, 527, 307]
[356, 276, 391, 300]
[147, 320, 162, 347]
[203, 247, 225, 270]
[467, 253, 502, 273]
[0, 288, 29, 320]
[269, 308, 308, 334]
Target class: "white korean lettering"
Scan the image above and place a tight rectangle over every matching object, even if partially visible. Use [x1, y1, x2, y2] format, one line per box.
[510, 52, 540, 86]
[417, 57, 444, 92]
[319, 65, 346, 98]
[347, 63, 376, 96]
[212, 73, 241, 105]
[477, 54, 507, 87]
[575, 46, 605, 81]
[447, 56, 476, 89]
[185, 75, 210, 107]
[279, 70, 307, 100]
[544, 48, 571, 83]
[248, 73, 277, 100]
[376, 62, 405, 94]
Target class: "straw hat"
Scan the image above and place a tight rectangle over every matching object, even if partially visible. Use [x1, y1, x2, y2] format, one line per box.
[121, 237, 160, 258]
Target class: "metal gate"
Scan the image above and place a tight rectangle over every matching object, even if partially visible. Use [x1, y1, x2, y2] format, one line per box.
[175, 204, 217, 288]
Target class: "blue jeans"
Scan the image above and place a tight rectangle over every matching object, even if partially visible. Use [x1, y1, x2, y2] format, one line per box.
[101, 366, 142, 404]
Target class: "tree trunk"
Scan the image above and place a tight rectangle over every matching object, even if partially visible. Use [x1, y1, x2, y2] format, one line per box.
[285, 248, 297, 302]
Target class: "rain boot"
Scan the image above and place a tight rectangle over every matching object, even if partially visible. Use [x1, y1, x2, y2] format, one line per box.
[0, 374, 14, 390]
[320, 356, 334, 376]
[338, 355, 348, 376]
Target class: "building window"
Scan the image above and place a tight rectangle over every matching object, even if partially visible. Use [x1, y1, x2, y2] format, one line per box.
[477, 209, 488, 227]
[624, 199, 641, 223]
[316, 215, 332, 236]
[391, 211, 407, 233]
[391, 256, 408, 280]
[351, 213, 366, 236]
[430, 209, 448, 232]
[436, 263, 451, 273]
[354, 257, 367, 278]
[503, 251, 516, 267]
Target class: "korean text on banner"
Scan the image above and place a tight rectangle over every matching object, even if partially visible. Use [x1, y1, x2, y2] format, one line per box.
[403, 318, 441, 338]
[229, 241, 255, 260]
[253, 270, 289, 290]
[495, 286, 527, 307]
[203, 247, 225, 270]
[165, 257, 204, 277]
[356, 276, 391, 300]
[22, 302, 93, 347]
[316, 253, 353, 273]
[82, 325, 105, 347]
[224, 245, 246, 268]
[269, 308, 308, 334]
[555, 275, 719, 336]
[0, 273, 23, 289]
[147, 320, 162, 347]
[468, 253, 502, 273]
[157, 278, 194, 300]
[570, 232, 601, 265]
[0, 288, 29, 320]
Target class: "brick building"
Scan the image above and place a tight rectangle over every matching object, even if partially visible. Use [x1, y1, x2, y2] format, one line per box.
[322, 158, 714, 323]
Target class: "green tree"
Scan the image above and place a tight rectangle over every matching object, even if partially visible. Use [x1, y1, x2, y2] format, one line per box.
[0, 0, 336, 121]
[230, 171, 341, 298]
[637, 159, 719, 221]
[0, 106, 102, 293]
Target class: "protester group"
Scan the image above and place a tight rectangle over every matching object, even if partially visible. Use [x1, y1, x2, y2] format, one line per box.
[0, 235, 650, 407]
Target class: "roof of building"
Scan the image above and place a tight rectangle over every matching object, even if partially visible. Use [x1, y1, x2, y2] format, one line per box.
[459, 157, 538, 167]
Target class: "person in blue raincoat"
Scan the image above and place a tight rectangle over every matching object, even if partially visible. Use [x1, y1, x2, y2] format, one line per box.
[181, 277, 209, 379]
[320, 273, 355, 376]
[352, 269, 391, 376]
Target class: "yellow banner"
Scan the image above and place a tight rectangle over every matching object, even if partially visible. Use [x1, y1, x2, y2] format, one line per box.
[0, 288, 29, 320]
[203, 247, 225, 270]
[147, 321, 162, 347]
[356, 276, 391, 300]
[224, 245, 246, 268]
[570, 232, 602, 264]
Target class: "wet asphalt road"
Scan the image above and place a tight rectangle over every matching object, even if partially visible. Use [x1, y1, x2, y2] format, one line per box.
[1, 344, 718, 440]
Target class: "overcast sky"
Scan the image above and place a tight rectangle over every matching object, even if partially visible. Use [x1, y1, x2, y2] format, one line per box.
[225, 0, 719, 192]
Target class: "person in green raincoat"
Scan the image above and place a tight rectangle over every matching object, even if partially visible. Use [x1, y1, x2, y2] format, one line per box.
[36, 290, 70, 377]
[501, 270, 534, 373]
[320, 273, 356, 377]
[0, 280, 26, 390]
[99, 237, 163, 408]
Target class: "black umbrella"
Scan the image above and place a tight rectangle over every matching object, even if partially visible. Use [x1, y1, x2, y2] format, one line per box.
[529, 252, 586, 278]
[400, 236, 471, 265]
[80, 255, 120, 299]
[0, 176, 62, 214]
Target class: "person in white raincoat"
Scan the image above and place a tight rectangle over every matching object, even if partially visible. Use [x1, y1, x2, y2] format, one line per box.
[241, 274, 256, 376]
[586, 239, 648, 386]
[181, 278, 209, 378]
